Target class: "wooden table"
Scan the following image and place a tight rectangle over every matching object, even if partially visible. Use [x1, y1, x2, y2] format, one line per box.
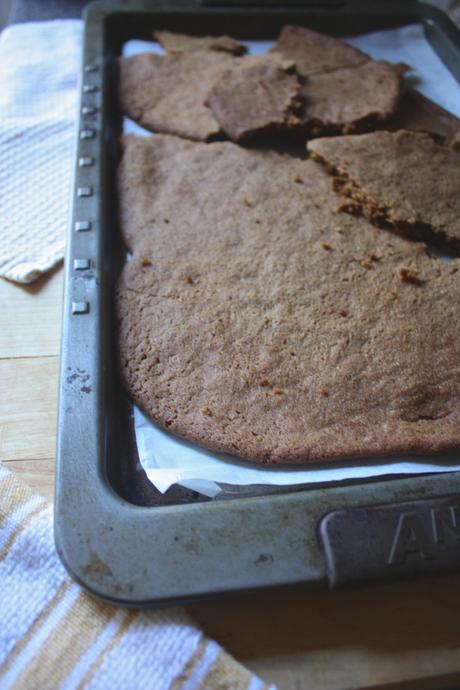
[2, 264, 460, 690]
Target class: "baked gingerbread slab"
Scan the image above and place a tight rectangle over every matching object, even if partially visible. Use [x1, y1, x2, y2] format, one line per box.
[117, 134, 460, 465]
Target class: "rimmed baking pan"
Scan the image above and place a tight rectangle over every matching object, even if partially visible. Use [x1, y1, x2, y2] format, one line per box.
[55, 0, 460, 605]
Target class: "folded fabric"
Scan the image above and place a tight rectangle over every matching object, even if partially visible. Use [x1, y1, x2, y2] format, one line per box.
[0, 20, 82, 283]
[0, 465, 271, 689]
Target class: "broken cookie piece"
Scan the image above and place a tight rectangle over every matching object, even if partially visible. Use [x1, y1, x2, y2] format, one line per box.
[118, 50, 236, 141]
[154, 30, 247, 55]
[272, 24, 368, 76]
[308, 129, 460, 254]
[385, 88, 460, 147]
[273, 25, 400, 135]
[205, 55, 303, 142]
[302, 60, 400, 136]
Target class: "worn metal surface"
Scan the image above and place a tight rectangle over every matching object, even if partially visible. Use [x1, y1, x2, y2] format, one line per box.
[55, 0, 460, 606]
[320, 495, 460, 587]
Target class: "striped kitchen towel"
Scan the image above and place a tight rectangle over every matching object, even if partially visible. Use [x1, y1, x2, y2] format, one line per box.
[0, 465, 273, 690]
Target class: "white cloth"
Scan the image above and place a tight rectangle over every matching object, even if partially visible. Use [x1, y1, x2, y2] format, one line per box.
[0, 20, 82, 283]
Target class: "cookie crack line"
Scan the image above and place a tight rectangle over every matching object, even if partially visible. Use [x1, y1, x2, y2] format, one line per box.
[308, 147, 460, 258]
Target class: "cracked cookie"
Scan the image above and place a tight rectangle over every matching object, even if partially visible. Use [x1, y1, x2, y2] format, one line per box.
[117, 134, 460, 464]
[308, 129, 460, 254]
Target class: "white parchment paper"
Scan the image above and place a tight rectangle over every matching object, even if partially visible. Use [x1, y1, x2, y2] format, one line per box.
[123, 25, 460, 496]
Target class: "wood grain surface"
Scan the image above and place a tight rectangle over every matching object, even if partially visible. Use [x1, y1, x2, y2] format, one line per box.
[1, 264, 460, 690]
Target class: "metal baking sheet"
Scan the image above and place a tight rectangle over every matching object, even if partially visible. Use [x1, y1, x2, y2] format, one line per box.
[55, 0, 460, 605]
